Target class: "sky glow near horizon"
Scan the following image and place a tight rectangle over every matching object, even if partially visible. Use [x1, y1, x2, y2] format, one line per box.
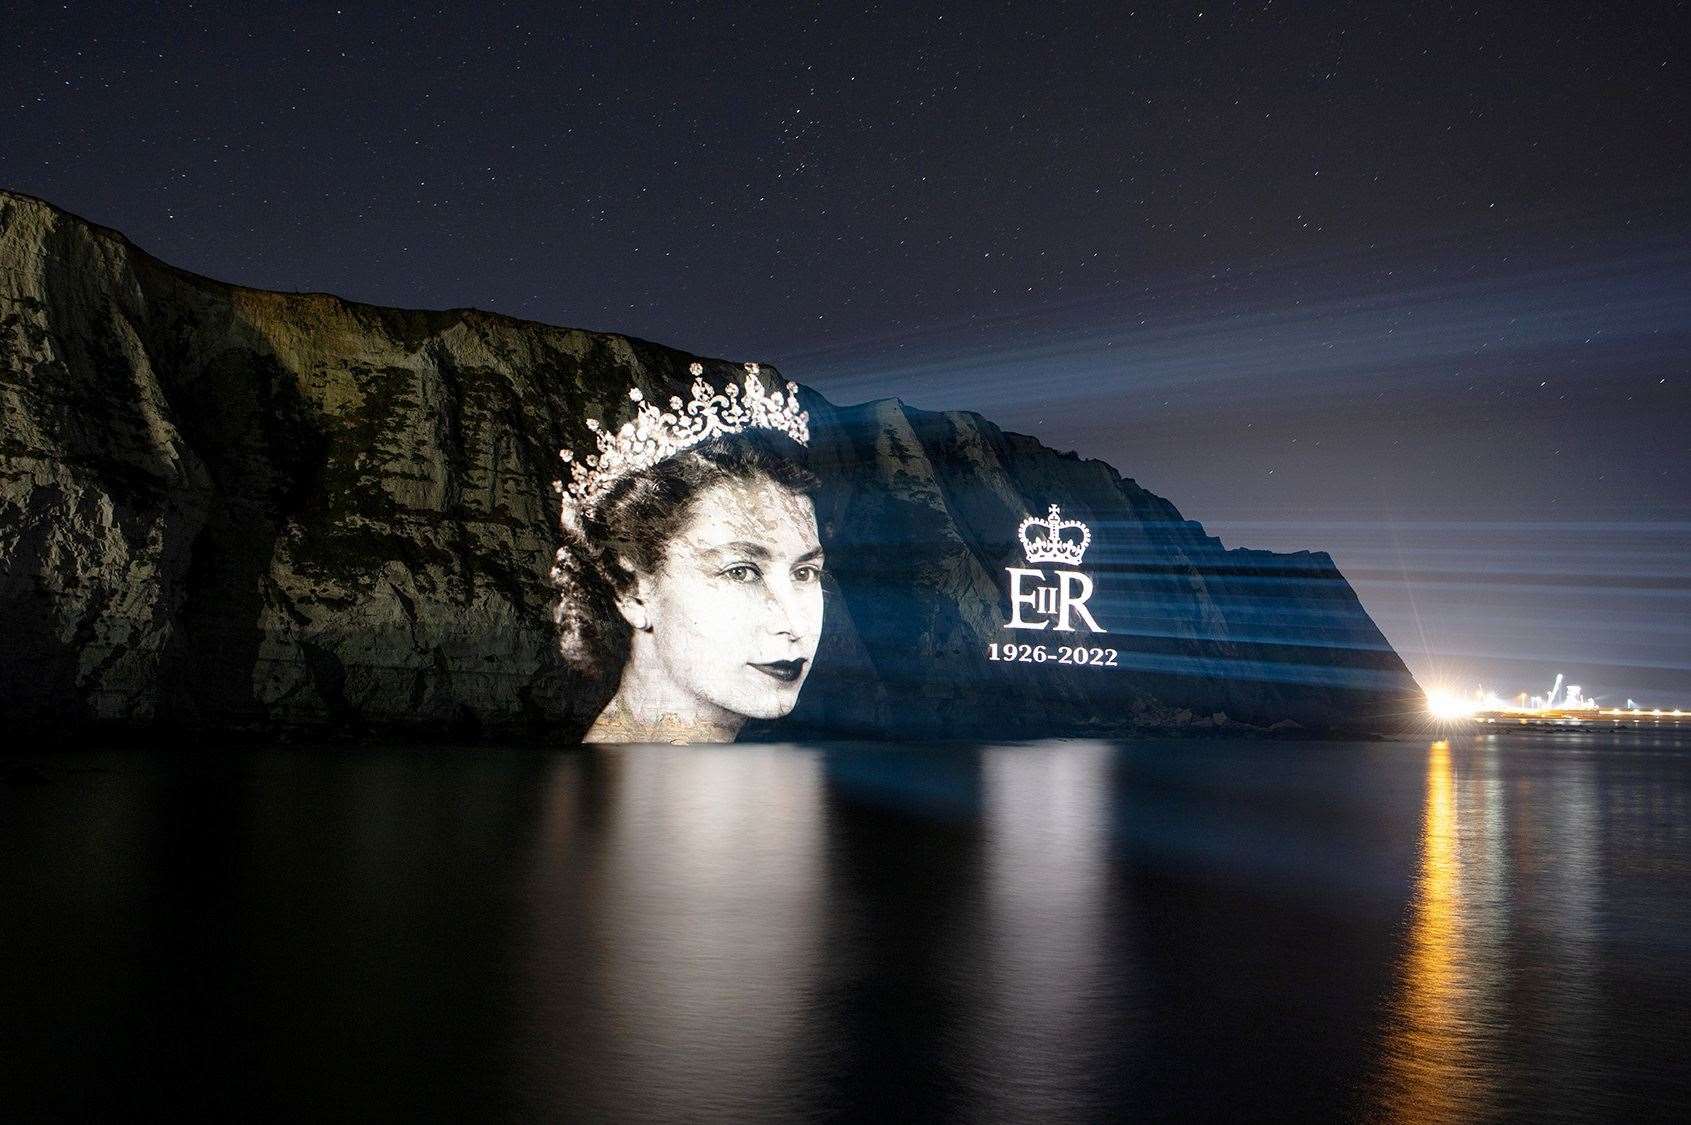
[790, 231, 1691, 705]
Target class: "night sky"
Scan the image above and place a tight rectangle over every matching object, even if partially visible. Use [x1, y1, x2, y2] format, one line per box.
[5, 2, 1688, 703]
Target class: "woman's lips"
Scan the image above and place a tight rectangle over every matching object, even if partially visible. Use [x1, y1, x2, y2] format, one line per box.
[749, 659, 807, 683]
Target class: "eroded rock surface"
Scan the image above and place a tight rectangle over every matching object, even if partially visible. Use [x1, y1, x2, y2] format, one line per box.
[0, 190, 1420, 739]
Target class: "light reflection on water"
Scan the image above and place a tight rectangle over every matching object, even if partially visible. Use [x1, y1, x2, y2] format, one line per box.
[2, 735, 1689, 1120]
[524, 748, 829, 1118]
[1381, 740, 1497, 1121]
[977, 744, 1121, 1118]
[1377, 736, 1685, 1123]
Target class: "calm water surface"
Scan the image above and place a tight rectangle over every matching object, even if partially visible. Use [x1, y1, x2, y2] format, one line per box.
[3, 735, 1689, 1121]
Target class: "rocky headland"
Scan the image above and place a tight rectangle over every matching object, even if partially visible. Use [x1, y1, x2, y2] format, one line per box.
[0, 189, 1421, 741]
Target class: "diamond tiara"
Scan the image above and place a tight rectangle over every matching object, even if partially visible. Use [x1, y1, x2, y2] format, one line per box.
[555, 362, 810, 525]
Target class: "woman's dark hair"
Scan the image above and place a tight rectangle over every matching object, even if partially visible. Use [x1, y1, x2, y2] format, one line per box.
[552, 428, 818, 679]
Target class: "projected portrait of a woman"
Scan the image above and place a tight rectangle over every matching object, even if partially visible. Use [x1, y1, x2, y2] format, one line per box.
[551, 363, 824, 743]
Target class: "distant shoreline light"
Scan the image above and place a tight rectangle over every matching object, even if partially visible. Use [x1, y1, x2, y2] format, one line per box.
[1423, 679, 1686, 724]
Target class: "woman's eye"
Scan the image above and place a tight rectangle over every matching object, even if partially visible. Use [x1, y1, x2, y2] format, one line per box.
[792, 565, 822, 584]
[722, 564, 762, 584]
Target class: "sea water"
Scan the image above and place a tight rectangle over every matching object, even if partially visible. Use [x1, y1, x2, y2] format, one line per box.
[3, 735, 1688, 1121]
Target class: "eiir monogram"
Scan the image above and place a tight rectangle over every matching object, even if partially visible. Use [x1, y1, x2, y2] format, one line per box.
[1005, 505, 1105, 633]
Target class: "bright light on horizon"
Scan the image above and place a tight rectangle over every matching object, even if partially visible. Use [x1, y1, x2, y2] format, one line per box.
[1424, 689, 1477, 721]
[1424, 675, 1687, 721]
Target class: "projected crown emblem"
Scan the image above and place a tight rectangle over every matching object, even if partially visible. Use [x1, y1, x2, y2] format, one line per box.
[1018, 504, 1091, 566]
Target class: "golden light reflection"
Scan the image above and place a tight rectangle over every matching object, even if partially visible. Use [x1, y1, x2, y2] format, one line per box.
[1381, 740, 1479, 1124]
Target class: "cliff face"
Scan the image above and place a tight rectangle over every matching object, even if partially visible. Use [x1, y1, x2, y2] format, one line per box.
[0, 190, 1420, 740]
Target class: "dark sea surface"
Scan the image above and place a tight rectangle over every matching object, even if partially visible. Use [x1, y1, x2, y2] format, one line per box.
[4, 734, 1690, 1122]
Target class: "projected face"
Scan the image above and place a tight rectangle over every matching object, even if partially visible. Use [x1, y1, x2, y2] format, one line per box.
[622, 475, 824, 733]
